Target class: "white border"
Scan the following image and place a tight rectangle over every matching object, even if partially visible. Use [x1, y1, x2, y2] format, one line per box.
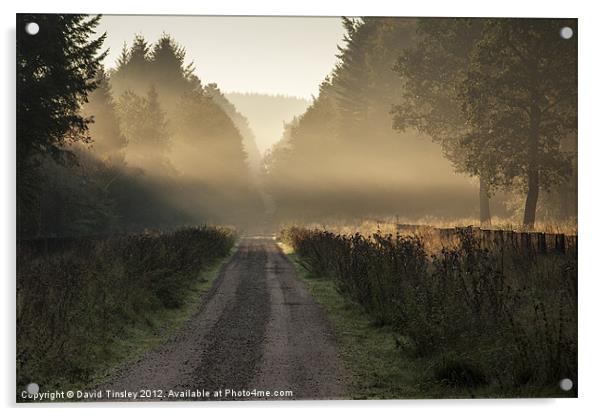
[2, 1, 601, 415]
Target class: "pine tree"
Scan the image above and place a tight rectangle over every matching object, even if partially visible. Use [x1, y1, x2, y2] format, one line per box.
[111, 34, 261, 224]
[110, 35, 152, 98]
[83, 67, 127, 164]
[117, 86, 171, 170]
[205, 83, 262, 177]
[17, 14, 106, 236]
[144, 86, 171, 153]
[149, 34, 195, 94]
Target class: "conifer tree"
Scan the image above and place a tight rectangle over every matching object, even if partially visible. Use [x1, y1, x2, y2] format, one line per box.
[84, 68, 127, 164]
[17, 14, 106, 236]
[117, 86, 171, 170]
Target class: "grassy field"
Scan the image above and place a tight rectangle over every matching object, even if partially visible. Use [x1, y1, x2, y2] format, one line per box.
[287, 216, 578, 237]
[279, 226, 577, 399]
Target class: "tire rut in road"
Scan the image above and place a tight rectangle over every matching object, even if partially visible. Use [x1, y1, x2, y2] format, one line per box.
[187, 241, 270, 395]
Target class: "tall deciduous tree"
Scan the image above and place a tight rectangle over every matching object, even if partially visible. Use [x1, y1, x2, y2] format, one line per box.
[462, 19, 577, 227]
[392, 18, 494, 224]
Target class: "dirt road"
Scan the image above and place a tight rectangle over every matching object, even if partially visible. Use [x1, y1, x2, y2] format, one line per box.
[99, 237, 347, 401]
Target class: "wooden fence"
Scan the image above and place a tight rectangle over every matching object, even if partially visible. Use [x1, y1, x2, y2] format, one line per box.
[396, 224, 577, 256]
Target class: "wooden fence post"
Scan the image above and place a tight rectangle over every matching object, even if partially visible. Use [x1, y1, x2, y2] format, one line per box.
[536, 233, 547, 254]
[502, 231, 514, 251]
[555, 234, 566, 254]
[494, 230, 504, 249]
[565, 235, 577, 255]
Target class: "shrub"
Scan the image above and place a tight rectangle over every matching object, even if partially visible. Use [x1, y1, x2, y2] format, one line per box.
[432, 355, 488, 388]
[285, 226, 577, 394]
[16, 226, 235, 391]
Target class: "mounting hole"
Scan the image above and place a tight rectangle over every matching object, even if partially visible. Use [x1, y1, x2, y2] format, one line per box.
[559, 378, 573, 391]
[26, 382, 39, 394]
[25, 22, 40, 35]
[560, 27, 573, 39]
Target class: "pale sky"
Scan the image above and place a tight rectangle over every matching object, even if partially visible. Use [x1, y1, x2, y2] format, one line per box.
[96, 15, 346, 99]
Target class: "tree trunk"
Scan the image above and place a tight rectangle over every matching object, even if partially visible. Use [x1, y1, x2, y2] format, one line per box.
[523, 104, 541, 229]
[523, 168, 539, 229]
[479, 175, 491, 226]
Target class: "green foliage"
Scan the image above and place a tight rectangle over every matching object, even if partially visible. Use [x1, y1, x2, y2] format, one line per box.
[17, 226, 236, 391]
[17, 14, 107, 237]
[284, 226, 577, 394]
[461, 19, 577, 226]
[393, 18, 577, 227]
[462, 19, 577, 188]
[16, 14, 106, 165]
[173, 88, 248, 175]
[392, 18, 485, 174]
[35, 150, 119, 237]
[432, 356, 488, 389]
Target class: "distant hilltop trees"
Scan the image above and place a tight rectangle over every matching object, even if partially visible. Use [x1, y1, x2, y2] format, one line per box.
[225, 92, 310, 155]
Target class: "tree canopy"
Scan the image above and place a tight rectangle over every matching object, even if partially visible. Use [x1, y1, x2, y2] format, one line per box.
[393, 18, 577, 227]
[461, 19, 577, 226]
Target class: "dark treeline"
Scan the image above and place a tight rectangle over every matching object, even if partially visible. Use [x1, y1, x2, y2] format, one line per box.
[17, 15, 263, 238]
[263, 18, 577, 228]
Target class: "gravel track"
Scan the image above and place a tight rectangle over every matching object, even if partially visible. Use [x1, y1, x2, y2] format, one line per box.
[98, 237, 347, 401]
